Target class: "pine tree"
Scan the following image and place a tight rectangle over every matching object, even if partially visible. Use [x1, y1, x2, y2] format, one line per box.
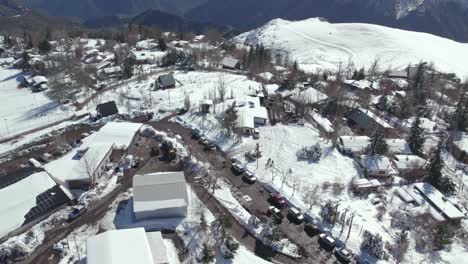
[38, 39, 52, 54]
[158, 38, 167, 51]
[200, 242, 215, 263]
[357, 67, 366, 80]
[450, 93, 468, 131]
[351, 70, 358, 80]
[408, 116, 425, 155]
[425, 141, 455, 194]
[366, 127, 388, 155]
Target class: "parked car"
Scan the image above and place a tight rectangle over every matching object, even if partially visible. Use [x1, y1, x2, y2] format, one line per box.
[318, 233, 336, 250]
[191, 129, 202, 139]
[269, 193, 287, 208]
[243, 170, 257, 184]
[40, 153, 53, 163]
[67, 205, 87, 223]
[335, 247, 353, 263]
[253, 128, 260, 139]
[287, 207, 304, 224]
[231, 163, 245, 175]
[304, 223, 320, 237]
[199, 136, 209, 146]
[267, 206, 283, 223]
[231, 157, 241, 164]
[204, 140, 217, 151]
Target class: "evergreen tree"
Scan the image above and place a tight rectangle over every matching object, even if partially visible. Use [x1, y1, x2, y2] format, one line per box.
[123, 57, 135, 79]
[38, 39, 52, 54]
[449, 93, 468, 131]
[220, 102, 238, 136]
[357, 67, 366, 80]
[411, 62, 427, 106]
[408, 115, 425, 155]
[366, 127, 388, 155]
[200, 242, 215, 263]
[425, 141, 455, 194]
[351, 70, 358, 80]
[158, 38, 167, 51]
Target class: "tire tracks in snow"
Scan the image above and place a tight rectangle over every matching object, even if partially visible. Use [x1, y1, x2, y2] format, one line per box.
[283, 25, 357, 61]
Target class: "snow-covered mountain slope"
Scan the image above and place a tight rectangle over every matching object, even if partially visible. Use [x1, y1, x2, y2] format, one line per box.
[234, 18, 468, 78]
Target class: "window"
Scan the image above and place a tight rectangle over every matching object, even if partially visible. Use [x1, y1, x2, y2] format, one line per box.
[379, 170, 386, 174]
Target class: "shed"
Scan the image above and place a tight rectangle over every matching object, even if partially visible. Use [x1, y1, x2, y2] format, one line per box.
[221, 57, 240, 70]
[156, 74, 176, 89]
[133, 172, 188, 220]
[200, 99, 213, 113]
[96, 101, 119, 117]
[337, 136, 370, 156]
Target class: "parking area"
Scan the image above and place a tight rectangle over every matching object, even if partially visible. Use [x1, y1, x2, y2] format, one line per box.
[151, 118, 355, 263]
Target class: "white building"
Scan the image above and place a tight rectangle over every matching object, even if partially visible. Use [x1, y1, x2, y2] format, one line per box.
[337, 136, 370, 156]
[44, 143, 115, 188]
[393, 155, 426, 173]
[133, 172, 188, 220]
[87, 228, 169, 264]
[359, 155, 395, 177]
[385, 139, 412, 154]
[44, 122, 142, 188]
[236, 97, 269, 135]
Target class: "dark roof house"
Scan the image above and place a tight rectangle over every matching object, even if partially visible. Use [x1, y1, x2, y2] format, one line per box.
[156, 74, 176, 89]
[96, 101, 119, 117]
[221, 57, 240, 70]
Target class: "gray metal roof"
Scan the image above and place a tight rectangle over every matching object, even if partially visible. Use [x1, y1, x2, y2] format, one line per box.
[157, 74, 176, 87]
[133, 172, 187, 203]
[222, 57, 239, 68]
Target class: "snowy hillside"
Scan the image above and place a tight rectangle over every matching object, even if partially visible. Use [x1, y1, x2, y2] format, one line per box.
[234, 18, 468, 78]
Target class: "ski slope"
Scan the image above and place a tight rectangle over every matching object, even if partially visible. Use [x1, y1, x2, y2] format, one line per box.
[234, 18, 468, 78]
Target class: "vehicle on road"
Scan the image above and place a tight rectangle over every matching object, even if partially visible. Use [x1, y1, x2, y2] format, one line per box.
[67, 205, 87, 223]
[253, 128, 260, 139]
[242, 170, 257, 183]
[269, 193, 287, 208]
[304, 223, 320, 237]
[335, 247, 353, 263]
[318, 233, 336, 250]
[231, 163, 245, 175]
[266, 206, 284, 223]
[287, 207, 304, 224]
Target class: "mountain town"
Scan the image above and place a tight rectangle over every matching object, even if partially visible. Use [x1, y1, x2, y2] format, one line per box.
[0, 1, 468, 264]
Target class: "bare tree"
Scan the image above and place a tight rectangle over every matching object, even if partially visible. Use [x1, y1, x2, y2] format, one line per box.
[217, 74, 228, 102]
[302, 184, 319, 211]
[368, 56, 380, 81]
[291, 177, 301, 197]
[184, 95, 191, 111]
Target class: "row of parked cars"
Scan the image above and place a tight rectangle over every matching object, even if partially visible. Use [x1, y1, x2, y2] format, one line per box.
[192, 128, 218, 151]
[231, 162, 258, 184]
[266, 191, 353, 262]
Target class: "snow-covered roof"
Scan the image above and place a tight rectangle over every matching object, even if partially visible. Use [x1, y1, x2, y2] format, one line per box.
[146, 232, 170, 264]
[339, 136, 370, 152]
[347, 108, 394, 129]
[200, 99, 213, 106]
[385, 139, 412, 154]
[32, 75, 48, 85]
[258, 72, 273, 81]
[236, 97, 269, 128]
[393, 155, 426, 170]
[44, 143, 114, 186]
[136, 39, 158, 50]
[133, 172, 188, 215]
[453, 132, 468, 152]
[344, 79, 377, 90]
[291, 87, 328, 104]
[91, 122, 143, 148]
[388, 70, 408, 78]
[101, 66, 122, 75]
[0, 171, 56, 238]
[359, 155, 392, 171]
[311, 112, 334, 133]
[399, 183, 465, 221]
[221, 57, 239, 68]
[87, 228, 154, 264]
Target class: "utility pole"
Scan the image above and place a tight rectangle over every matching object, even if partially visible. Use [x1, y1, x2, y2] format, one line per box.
[347, 214, 354, 241]
[73, 235, 81, 260]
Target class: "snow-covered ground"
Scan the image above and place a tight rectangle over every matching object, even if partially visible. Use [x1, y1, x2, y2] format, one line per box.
[235, 18, 468, 79]
[0, 68, 74, 139]
[178, 105, 468, 263]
